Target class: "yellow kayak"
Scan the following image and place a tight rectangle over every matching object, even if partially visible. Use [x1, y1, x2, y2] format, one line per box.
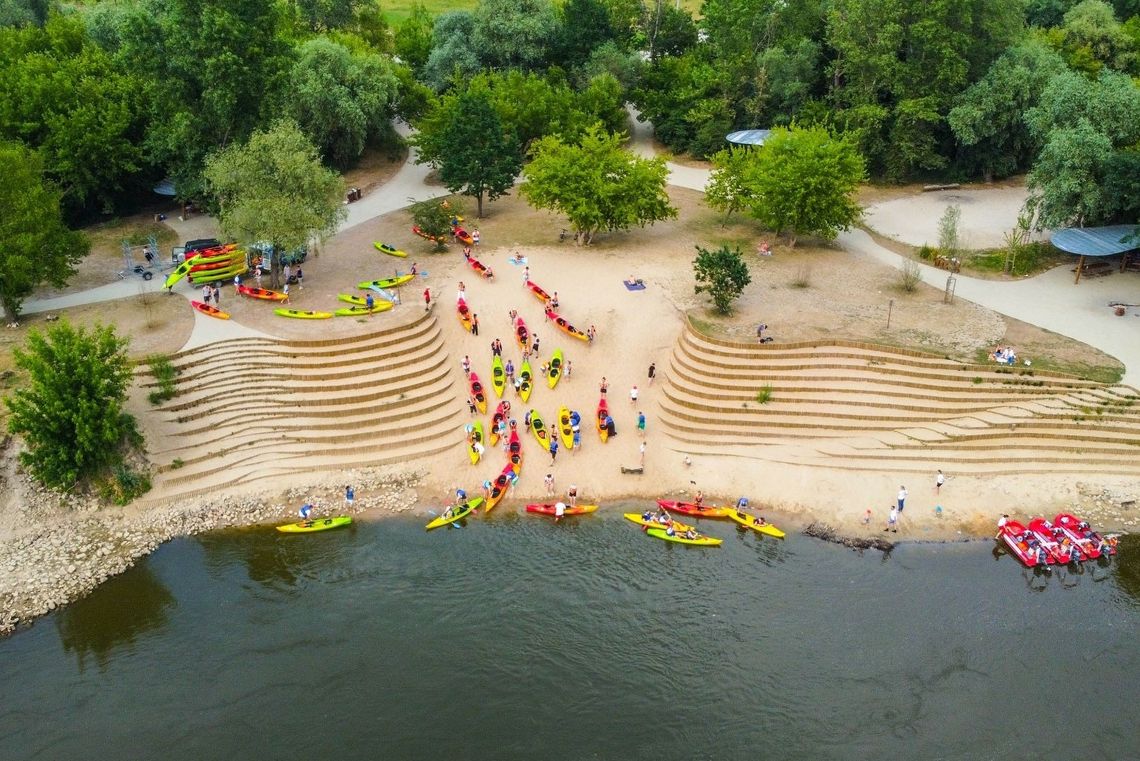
[557, 405, 574, 450]
[547, 348, 564, 389]
[468, 420, 484, 465]
[622, 512, 695, 533]
[426, 497, 483, 530]
[334, 302, 393, 316]
[374, 242, 408, 258]
[276, 516, 353, 533]
[646, 527, 722, 546]
[725, 509, 786, 538]
[338, 293, 392, 306]
[358, 274, 415, 289]
[163, 259, 194, 289]
[276, 308, 334, 319]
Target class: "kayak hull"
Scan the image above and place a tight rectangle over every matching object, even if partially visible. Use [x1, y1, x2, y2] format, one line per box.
[335, 302, 392, 316]
[492, 355, 506, 398]
[468, 420, 484, 465]
[276, 516, 353, 533]
[547, 348, 564, 389]
[191, 301, 230, 319]
[276, 308, 334, 319]
[646, 527, 722, 546]
[557, 405, 574, 450]
[374, 242, 408, 258]
[597, 397, 609, 442]
[622, 513, 694, 532]
[546, 308, 589, 341]
[656, 499, 730, 518]
[237, 285, 287, 301]
[526, 504, 598, 516]
[529, 412, 551, 451]
[725, 509, 786, 538]
[468, 371, 487, 414]
[998, 519, 1043, 567]
[519, 360, 533, 403]
[358, 274, 415, 290]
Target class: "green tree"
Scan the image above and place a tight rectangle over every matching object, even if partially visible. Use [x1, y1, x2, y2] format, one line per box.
[409, 198, 455, 251]
[472, 0, 559, 70]
[0, 15, 150, 217]
[745, 125, 865, 247]
[204, 121, 345, 288]
[556, 0, 615, 69]
[422, 11, 481, 91]
[693, 244, 751, 314]
[414, 91, 522, 217]
[1025, 123, 1113, 228]
[520, 124, 677, 244]
[948, 40, 1068, 181]
[705, 146, 756, 222]
[286, 38, 399, 168]
[5, 321, 135, 490]
[0, 140, 89, 323]
[394, 2, 433, 73]
[1054, 0, 1137, 74]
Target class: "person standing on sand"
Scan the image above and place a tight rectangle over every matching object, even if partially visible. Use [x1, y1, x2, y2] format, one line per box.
[630, 386, 639, 404]
[462, 355, 471, 376]
[424, 288, 431, 310]
[935, 469, 945, 493]
[472, 229, 480, 246]
[885, 505, 898, 533]
[648, 362, 656, 385]
[522, 266, 529, 283]
[345, 485, 355, 507]
[567, 485, 578, 508]
[472, 313, 479, 336]
[639, 440, 646, 467]
[365, 292, 375, 316]
[862, 509, 872, 525]
[549, 438, 558, 464]
[212, 283, 221, 306]
[296, 267, 304, 289]
[508, 309, 518, 325]
[544, 473, 555, 495]
[599, 377, 608, 395]
[457, 282, 466, 303]
[531, 335, 540, 356]
[565, 360, 572, 378]
[897, 486, 908, 512]
[201, 284, 212, 305]
[637, 411, 646, 436]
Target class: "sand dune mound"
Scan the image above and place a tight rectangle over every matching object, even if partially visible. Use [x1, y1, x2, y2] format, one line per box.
[141, 311, 465, 502]
[660, 321, 1140, 477]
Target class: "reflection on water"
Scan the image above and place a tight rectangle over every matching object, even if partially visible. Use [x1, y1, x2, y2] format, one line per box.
[54, 564, 175, 672]
[0, 511, 1137, 761]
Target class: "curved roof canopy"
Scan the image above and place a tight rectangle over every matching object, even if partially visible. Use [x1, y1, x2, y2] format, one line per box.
[1050, 225, 1139, 257]
[726, 129, 771, 147]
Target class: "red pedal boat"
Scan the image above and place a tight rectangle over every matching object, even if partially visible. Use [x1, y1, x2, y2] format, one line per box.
[1054, 513, 1115, 558]
[656, 499, 731, 518]
[545, 308, 589, 342]
[997, 519, 1046, 567]
[1028, 517, 1078, 564]
[468, 371, 487, 414]
[526, 279, 553, 304]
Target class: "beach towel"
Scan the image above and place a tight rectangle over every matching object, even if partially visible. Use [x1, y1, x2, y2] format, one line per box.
[508, 256, 529, 266]
[623, 279, 646, 291]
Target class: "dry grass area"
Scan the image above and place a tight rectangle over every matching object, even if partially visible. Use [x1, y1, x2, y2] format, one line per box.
[340, 144, 408, 198]
[39, 212, 181, 295]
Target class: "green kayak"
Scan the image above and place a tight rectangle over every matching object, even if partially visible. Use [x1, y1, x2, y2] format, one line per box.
[276, 516, 353, 533]
[426, 497, 483, 530]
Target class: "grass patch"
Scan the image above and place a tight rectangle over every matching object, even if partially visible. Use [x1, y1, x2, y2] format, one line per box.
[755, 384, 773, 404]
[146, 354, 179, 405]
[790, 265, 812, 289]
[95, 465, 152, 505]
[170, 457, 185, 470]
[964, 242, 1068, 278]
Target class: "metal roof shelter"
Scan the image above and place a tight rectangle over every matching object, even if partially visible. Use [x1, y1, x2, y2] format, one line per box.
[1049, 224, 1139, 283]
[726, 129, 771, 147]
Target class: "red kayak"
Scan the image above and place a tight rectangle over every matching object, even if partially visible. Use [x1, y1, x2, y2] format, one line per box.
[468, 371, 487, 414]
[1054, 513, 1114, 558]
[490, 401, 510, 446]
[412, 225, 444, 242]
[236, 284, 287, 301]
[1028, 518, 1078, 564]
[596, 397, 610, 442]
[515, 317, 530, 350]
[545, 308, 589, 342]
[457, 298, 473, 332]
[454, 226, 474, 246]
[190, 301, 229, 320]
[526, 279, 553, 304]
[997, 520, 1046, 567]
[465, 253, 492, 279]
[656, 499, 730, 518]
[508, 429, 522, 473]
[190, 258, 239, 273]
[525, 503, 598, 516]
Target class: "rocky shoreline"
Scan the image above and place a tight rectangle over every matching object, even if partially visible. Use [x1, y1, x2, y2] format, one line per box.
[0, 467, 423, 638]
[1, 473, 1135, 639]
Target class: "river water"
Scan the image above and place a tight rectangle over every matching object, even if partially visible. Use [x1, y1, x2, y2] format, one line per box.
[2, 510, 1137, 760]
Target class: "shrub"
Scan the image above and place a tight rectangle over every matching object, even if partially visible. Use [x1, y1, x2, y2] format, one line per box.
[755, 384, 773, 404]
[147, 354, 179, 404]
[896, 259, 923, 292]
[791, 265, 812, 288]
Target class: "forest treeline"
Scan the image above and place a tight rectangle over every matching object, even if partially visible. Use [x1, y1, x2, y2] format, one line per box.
[1, 0, 1139, 230]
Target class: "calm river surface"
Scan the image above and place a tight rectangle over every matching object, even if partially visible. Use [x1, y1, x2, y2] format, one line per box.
[2, 509, 1138, 760]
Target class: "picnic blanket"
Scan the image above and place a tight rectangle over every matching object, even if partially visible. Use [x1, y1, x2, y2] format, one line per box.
[623, 279, 646, 291]
[508, 256, 529, 266]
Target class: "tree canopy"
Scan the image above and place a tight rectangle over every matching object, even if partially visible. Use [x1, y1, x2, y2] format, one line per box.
[5, 321, 136, 490]
[204, 120, 345, 287]
[520, 124, 676, 243]
[0, 140, 89, 322]
[693, 244, 752, 314]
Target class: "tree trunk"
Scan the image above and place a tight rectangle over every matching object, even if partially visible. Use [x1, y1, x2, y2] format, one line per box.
[0, 286, 18, 324]
[270, 246, 282, 290]
[476, 191, 484, 218]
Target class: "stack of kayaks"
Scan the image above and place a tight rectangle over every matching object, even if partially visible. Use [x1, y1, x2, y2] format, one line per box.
[188, 246, 247, 285]
[998, 513, 1118, 568]
[426, 497, 484, 530]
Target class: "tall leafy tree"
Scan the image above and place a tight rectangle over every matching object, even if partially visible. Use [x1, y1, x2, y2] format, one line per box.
[556, 0, 616, 69]
[693, 244, 751, 314]
[204, 121, 345, 288]
[286, 38, 399, 168]
[520, 124, 676, 243]
[5, 321, 135, 490]
[705, 146, 756, 221]
[472, 0, 559, 70]
[414, 91, 522, 217]
[1025, 123, 1113, 228]
[948, 40, 1068, 181]
[0, 15, 149, 216]
[394, 2, 433, 73]
[1050, 0, 1137, 75]
[0, 140, 89, 323]
[744, 125, 865, 247]
[422, 11, 481, 91]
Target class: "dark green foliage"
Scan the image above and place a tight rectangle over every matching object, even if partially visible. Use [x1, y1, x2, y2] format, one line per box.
[693, 244, 752, 315]
[5, 321, 137, 490]
[556, 0, 616, 69]
[394, 2, 433, 73]
[472, 0, 558, 70]
[413, 91, 522, 217]
[422, 12, 480, 91]
[409, 198, 455, 251]
[0, 140, 89, 322]
[146, 355, 179, 405]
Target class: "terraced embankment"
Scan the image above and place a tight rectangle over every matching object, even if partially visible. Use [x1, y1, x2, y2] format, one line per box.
[661, 321, 1140, 478]
[141, 311, 464, 502]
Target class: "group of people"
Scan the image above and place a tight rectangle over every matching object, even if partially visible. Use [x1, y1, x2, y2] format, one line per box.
[989, 346, 1019, 365]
